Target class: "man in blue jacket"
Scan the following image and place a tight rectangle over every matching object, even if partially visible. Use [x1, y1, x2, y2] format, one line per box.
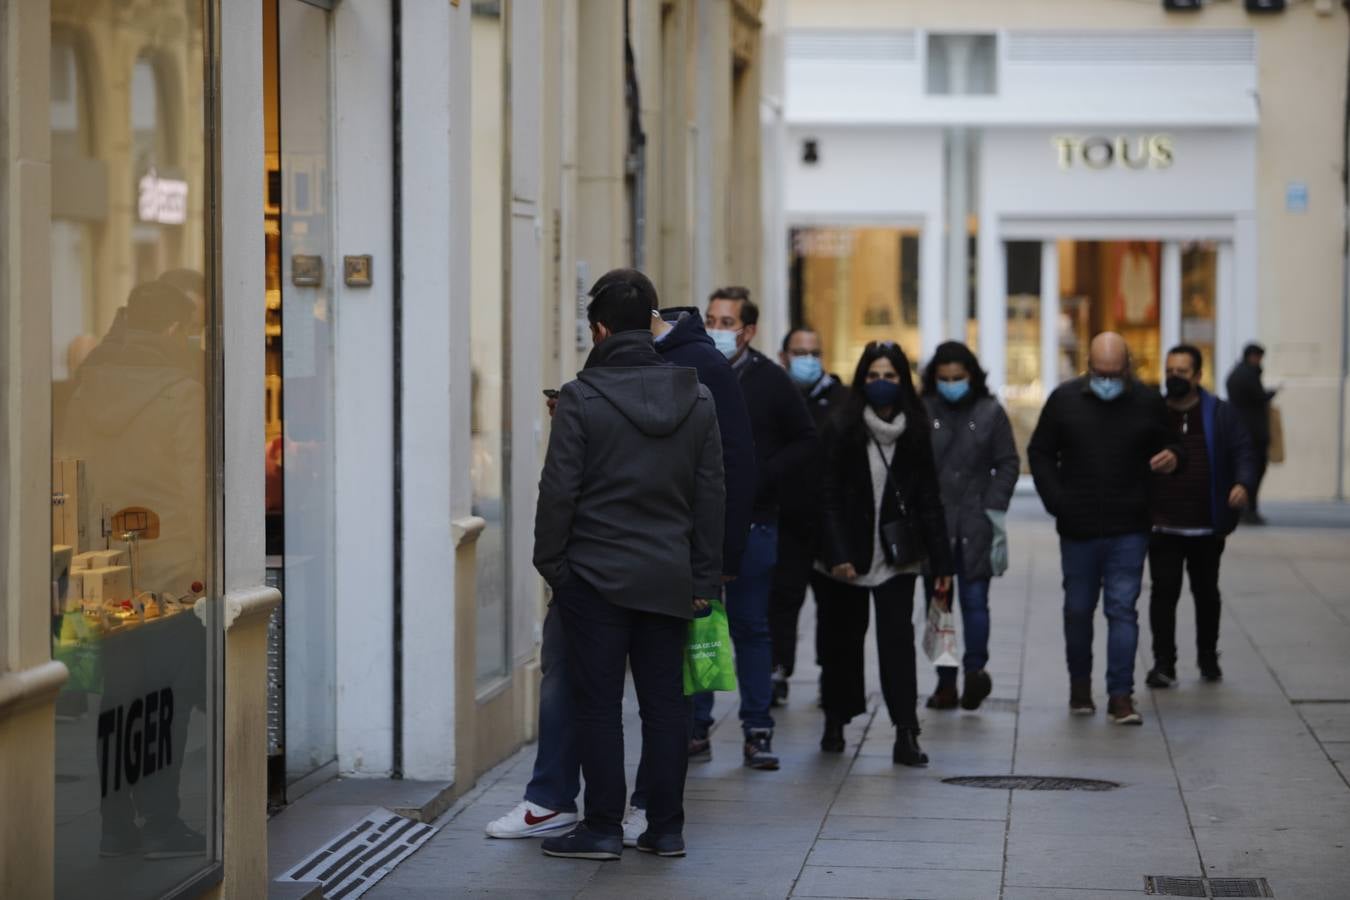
[1146, 345, 1258, 687]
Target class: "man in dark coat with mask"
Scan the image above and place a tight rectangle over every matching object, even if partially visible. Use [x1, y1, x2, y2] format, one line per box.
[531, 268, 724, 862]
[1028, 333, 1183, 727]
[1224, 343, 1277, 524]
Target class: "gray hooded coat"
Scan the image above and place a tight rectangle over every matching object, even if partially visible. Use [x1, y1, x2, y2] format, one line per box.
[923, 393, 1020, 581]
[533, 331, 725, 619]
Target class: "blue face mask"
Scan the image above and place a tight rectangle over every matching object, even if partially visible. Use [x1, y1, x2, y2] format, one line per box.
[863, 379, 902, 410]
[709, 329, 740, 359]
[1090, 376, 1126, 402]
[937, 379, 970, 404]
[788, 354, 822, 386]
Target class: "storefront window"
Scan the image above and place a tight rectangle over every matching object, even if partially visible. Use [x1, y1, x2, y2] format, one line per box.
[1058, 240, 1162, 385]
[1004, 242, 1042, 474]
[1181, 242, 1218, 391]
[471, 5, 509, 686]
[789, 226, 922, 377]
[50, 3, 219, 896]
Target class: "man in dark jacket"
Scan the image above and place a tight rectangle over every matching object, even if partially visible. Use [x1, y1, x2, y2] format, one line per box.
[1225, 343, 1277, 524]
[655, 307, 757, 578]
[698, 288, 819, 770]
[532, 269, 724, 861]
[1028, 333, 1182, 726]
[1146, 345, 1258, 688]
[770, 326, 848, 705]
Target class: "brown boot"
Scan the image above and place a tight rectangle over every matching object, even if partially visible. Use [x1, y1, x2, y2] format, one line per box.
[1107, 694, 1143, 726]
[1069, 679, 1095, 716]
[926, 684, 959, 710]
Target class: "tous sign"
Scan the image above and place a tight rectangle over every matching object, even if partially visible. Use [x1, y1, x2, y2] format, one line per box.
[1053, 135, 1174, 171]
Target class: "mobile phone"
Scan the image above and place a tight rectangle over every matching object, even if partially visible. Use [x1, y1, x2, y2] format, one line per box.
[542, 389, 560, 400]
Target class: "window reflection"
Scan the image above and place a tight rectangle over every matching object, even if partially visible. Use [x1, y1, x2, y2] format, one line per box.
[50, 3, 215, 895]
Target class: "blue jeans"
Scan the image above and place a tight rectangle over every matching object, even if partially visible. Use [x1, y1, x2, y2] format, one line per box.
[1060, 533, 1149, 696]
[523, 605, 579, 812]
[925, 543, 992, 687]
[692, 522, 777, 735]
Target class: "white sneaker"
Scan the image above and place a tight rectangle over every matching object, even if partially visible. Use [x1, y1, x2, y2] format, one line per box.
[484, 800, 577, 839]
[621, 806, 648, 848]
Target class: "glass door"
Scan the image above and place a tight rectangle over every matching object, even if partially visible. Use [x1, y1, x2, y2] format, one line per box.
[268, 0, 338, 787]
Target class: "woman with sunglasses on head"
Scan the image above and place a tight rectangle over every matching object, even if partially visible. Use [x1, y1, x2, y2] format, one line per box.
[814, 341, 954, 765]
[919, 342, 1020, 712]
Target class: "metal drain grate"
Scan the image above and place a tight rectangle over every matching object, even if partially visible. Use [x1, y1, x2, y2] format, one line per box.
[1146, 875, 1273, 897]
[276, 808, 439, 900]
[1210, 878, 1273, 898]
[943, 775, 1119, 791]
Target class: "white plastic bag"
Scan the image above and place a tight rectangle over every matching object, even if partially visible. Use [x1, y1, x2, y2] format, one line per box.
[923, 601, 960, 667]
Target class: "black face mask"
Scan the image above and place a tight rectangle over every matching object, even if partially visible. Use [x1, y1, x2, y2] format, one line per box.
[1165, 376, 1193, 399]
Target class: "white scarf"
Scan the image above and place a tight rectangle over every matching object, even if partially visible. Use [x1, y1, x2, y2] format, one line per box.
[851, 406, 914, 586]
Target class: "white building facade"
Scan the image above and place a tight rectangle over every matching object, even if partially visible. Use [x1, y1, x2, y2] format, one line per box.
[774, 1, 1348, 499]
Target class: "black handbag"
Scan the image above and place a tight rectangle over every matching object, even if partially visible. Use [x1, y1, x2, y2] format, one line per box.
[871, 436, 926, 568]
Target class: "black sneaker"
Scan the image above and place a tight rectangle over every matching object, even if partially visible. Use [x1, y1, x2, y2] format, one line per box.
[541, 825, 623, 861]
[960, 670, 993, 711]
[100, 827, 142, 858]
[771, 666, 789, 708]
[688, 726, 712, 762]
[743, 729, 780, 770]
[636, 831, 686, 858]
[1145, 665, 1177, 689]
[1069, 679, 1096, 716]
[142, 820, 206, 860]
[1199, 657, 1224, 682]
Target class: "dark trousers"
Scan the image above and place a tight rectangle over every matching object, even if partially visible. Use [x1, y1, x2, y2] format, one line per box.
[1251, 442, 1269, 513]
[769, 518, 817, 676]
[1061, 533, 1149, 696]
[814, 571, 919, 731]
[1148, 533, 1225, 666]
[555, 577, 688, 838]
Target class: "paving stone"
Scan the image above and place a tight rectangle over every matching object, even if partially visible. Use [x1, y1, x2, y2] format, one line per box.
[282, 502, 1350, 900]
[791, 863, 1002, 899]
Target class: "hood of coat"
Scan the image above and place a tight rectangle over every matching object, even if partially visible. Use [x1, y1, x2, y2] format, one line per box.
[655, 307, 716, 355]
[71, 330, 202, 436]
[578, 364, 702, 438]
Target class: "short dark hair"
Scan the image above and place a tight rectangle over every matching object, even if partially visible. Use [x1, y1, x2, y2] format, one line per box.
[921, 341, 990, 399]
[1243, 342, 1265, 359]
[126, 282, 195, 332]
[587, 268, 658, 333]
[709, 286, 758, 327]
[1166, 344, 1204, 376]
[159, 268, 206, 298]
[781, 326, 817, 354]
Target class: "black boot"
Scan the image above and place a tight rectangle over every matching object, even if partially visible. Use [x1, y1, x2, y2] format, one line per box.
[820, 716, 845, 753]
[893, 729, 928, 767]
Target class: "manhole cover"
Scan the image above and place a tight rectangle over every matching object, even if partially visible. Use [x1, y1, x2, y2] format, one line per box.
[943, 775, 1119, 791]
[1146, 875, 1273, 897]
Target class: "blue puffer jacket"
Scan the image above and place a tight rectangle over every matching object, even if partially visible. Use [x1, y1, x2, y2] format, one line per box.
[1196, 388, 1260, 536]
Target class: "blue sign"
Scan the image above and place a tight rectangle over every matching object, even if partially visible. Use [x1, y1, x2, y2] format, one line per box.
[1286, 181, 1309, 214]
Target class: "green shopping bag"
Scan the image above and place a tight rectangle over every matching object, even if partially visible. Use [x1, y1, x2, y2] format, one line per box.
[682, 600, 737, 695]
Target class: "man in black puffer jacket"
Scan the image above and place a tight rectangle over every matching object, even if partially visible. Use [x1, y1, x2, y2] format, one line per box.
[1028, 333, 1183, 727]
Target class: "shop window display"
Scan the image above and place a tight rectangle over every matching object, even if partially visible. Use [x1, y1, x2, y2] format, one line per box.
[789, 226, 922, 378]
[1059, 240, 1163, 386]
[49, 3, 219, 897]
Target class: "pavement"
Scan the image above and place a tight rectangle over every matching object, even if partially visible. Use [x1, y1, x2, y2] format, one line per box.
[273, 499, 1350, 899]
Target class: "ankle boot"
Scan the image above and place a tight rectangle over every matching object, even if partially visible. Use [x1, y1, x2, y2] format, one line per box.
[820, 717, 845, 753]
[893, 729, 928, 767]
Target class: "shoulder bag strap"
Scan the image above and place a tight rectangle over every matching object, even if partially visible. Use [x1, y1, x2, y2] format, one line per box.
[869, 436, 909, 518]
